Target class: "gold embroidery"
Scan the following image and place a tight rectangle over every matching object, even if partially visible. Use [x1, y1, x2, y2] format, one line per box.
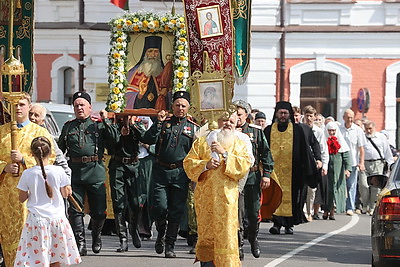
[270, 123, 293, 217]
[233, 0, 248, 20]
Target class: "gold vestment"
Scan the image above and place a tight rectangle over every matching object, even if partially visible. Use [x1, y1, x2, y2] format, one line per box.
[183, 136, 251, 267]
[0, 122, 55, 267]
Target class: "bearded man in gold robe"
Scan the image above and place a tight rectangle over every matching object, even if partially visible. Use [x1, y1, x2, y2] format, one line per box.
[183, 113, 252, 267]
[0, 93, 55, 266]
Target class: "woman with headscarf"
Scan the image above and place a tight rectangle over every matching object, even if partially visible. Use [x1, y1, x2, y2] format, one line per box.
[323, 122, 352, 220]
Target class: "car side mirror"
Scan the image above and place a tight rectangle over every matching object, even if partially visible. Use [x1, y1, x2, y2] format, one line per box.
[367, 174, 388, 189]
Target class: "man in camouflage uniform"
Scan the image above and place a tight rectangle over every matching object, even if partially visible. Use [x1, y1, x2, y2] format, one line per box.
[234, 100, 274, 259]
[58, 91, 113, 256]
[142, 91, 198, 258]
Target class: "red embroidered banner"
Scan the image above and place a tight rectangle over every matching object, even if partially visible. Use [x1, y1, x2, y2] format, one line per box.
[183, 0, 234, 75]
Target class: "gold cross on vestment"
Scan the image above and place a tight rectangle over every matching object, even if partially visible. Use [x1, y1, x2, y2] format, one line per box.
[237, 50, 246, 66]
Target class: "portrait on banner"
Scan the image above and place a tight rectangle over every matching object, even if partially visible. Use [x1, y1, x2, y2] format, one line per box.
[197, 5, 223, 39]
[125, 33, 174, 111]
[199, 80, 224, 111]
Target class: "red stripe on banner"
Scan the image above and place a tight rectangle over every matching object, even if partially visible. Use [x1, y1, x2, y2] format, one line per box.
[110, 0, 128, 9]
[183, 1, 234, 75]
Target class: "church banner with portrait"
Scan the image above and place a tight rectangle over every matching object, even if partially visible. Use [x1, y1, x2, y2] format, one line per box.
[107, 12, 189, 114]
[183, 1, 234, 75]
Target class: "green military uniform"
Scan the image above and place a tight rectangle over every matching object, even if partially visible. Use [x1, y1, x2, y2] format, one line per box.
[106, 117, 147, 251]
[58, 114, 113, 255]
[239, 121, 274, 259]
[142, 114, 197, 257]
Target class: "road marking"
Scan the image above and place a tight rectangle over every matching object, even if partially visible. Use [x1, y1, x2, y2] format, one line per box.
[264, 215, 360, 267]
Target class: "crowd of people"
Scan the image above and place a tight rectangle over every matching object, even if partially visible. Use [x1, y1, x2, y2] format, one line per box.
[0, 91, 396, 267]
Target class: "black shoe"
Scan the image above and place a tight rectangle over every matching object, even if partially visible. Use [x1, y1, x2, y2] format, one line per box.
[312, 214, 320, 220]
[269, 226, 281, 235]
[155, 237, 165, 254]
[329, 216, 335, 220]
[132, 229, 142, 248]
[284, 227, 294, 235]
[116, 238, 128, 252]
[250, 239, 261, 258]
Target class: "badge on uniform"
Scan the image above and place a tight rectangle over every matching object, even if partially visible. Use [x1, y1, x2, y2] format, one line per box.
[183, 126, 192, 135]
[166, 123, 171, 128]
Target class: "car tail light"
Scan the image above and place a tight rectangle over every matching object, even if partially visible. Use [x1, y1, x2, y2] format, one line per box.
[378, 196, 400, 221]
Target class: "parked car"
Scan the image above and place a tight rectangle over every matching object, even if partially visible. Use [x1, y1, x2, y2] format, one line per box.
[39, 102, 74, 139]
[370, 162, 400, 267]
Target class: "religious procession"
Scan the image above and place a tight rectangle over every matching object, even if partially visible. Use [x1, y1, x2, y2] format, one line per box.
[0, 0, 399, 267]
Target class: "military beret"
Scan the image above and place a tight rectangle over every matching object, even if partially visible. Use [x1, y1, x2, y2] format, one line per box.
[233, 100, 251, 114]
[72, 91, 91, 104]
[173, 90, 190, 103]
[255, 111, 266, 120]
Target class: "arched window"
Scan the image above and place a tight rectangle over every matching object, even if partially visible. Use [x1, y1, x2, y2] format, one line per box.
[64, 67, 75, 105]
[300, 71, 338, 118]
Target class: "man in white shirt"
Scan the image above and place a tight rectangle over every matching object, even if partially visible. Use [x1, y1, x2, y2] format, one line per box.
[359, 120, 394, 215]
[339, 109, 366, 216]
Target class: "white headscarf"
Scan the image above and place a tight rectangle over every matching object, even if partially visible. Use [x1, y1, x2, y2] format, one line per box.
[325, 121, 350, 153]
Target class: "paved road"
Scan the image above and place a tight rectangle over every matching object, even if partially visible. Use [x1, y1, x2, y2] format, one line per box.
[76, 212, 372, 267]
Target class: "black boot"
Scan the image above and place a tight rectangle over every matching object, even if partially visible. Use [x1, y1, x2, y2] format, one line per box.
[69, 212, 87, 256]
[248, 222, 261, 258]
[238, 230, 244, 261]
[115, 213, 128, 252]
[91, 216, 106, 254]
[155, 220, 166, 254]
[165, 222, 180, 258]
[129, 212, 142, 248]
[189, 234, 197, 254]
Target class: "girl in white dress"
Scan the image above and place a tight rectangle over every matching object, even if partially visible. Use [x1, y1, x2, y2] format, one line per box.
[14, 136, 81, 267]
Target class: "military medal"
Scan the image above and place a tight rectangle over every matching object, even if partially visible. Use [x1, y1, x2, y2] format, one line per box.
[183, 126, 192, 134]
[166, 123, 171, 128]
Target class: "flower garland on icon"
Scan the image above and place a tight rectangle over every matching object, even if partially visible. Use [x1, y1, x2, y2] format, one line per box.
[107, 12, 189, 112]
[327, 136, 341, 155]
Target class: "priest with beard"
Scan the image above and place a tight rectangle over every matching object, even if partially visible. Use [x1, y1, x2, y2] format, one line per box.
[126, 36, 173, 110]
[183, 113, 252, 267]
[263, 101, 317, 235]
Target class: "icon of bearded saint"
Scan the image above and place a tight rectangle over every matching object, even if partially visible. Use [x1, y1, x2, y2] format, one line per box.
[126, 36, 173, 110]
